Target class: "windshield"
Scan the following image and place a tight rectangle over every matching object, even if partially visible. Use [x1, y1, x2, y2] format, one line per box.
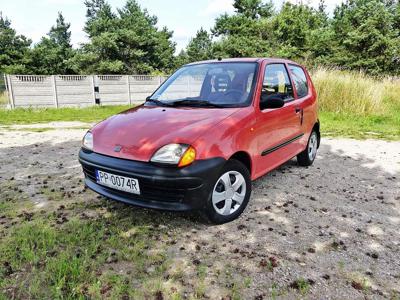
[148, 62, 258, 108]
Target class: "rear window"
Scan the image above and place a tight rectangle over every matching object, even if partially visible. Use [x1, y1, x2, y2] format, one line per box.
[289, 65, 309, 98]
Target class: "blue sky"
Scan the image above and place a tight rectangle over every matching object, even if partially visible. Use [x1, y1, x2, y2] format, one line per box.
[1, 0, 342, 52]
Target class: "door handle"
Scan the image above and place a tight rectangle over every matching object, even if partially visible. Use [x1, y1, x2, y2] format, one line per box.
[295, 108, 304, 125]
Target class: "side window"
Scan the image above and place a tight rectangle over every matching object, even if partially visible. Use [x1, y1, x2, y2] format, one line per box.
[262, 64, 294, 106]
[289, 65, 309, 98]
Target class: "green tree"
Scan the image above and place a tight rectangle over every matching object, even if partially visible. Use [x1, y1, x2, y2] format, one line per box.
[329, 0, 399, 75]
[186, 28, 213, 62]
[71, 0, 176, 74]
[212, 0, 274, 58]
[173, 49, 191, 69]
[233, 0, 274, 18]
[0, 13, 31, 74]
[270, 2, 328, 60]
[29, 12, 75, 74]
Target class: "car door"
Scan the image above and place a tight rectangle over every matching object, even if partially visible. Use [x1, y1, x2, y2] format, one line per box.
[287, 64, 314, 140]
[253, 62, 304, 178]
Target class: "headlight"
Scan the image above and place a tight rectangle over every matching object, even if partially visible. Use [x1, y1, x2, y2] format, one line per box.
[151, 144, 196, 167]
[82, 132, 93, 150]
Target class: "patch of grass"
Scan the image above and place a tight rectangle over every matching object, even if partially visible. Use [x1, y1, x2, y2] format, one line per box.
[290, 278, 311, 295]
[0, 200, 191, 299]
[0, 105, 132, 125]
[338, 260, 346, 272]
[0, 92, 8, 106]
[347, 273, 371, 292]
[193, 264, 208, 298]
[0, 181, 33, 219]
[2, 126, 92, 133]
[270, 282, 280, 299]
[312, 68, 400, 140]
[243, 277, 252, 288]
[320, 111, 400, 140]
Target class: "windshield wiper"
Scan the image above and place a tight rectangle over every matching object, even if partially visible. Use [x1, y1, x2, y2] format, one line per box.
[145, 98, 172, 107]
[170, 99, 224, 108]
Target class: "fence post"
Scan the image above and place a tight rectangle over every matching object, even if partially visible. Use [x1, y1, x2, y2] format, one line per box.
[6, 75, 15, 109]
[159, 76, 162, 85]
[126, 75, 131, 105]
[3, 74, 9, 108]
[91, 75, 96, 105]
[51, 75, 59, 108]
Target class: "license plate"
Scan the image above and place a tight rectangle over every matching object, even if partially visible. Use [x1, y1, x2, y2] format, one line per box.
[95, 170, 140, 195]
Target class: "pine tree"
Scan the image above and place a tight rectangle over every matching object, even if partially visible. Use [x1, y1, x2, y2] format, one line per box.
[233, 0, 274, 18]
[49, 12, 72, 49]
[186, 28, 213, 62]
[29, 12, 74, 74]
[330, 0, 399, 74]
[71, 0, 176, 74]
[0, 13, 32, 73]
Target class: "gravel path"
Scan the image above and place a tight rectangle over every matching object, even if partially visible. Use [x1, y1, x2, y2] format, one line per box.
[0, 125, 399, 299]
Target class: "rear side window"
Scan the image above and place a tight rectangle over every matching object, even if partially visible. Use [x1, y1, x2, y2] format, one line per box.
[262, 64, 294, 104]
[289, 65, 309, 98]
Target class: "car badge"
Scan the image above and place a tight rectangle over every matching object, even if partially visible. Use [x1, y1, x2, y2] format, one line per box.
[114, 145, 122, 152]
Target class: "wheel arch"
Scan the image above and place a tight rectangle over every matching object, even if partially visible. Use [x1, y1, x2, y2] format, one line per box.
[229, 151, 252, 174]
[312, 120, 321, 148]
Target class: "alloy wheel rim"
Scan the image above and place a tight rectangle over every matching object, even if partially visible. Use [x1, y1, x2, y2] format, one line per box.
[308, 132, 318, 161]
[212, 171, 246, 216]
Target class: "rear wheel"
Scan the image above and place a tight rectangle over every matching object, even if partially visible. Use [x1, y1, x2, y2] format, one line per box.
[297, 130, 318, 166]
[205, 159, 251, 224]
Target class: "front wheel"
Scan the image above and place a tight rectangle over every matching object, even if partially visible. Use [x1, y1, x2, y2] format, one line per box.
[297, 130, 318, 166]
[205, 159, 251, 224]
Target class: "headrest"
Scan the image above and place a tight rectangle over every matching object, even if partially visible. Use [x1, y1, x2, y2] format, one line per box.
[213, 73, 231, 92]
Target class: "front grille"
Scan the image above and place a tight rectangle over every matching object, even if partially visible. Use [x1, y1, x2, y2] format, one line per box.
[81, 162, 185, 203]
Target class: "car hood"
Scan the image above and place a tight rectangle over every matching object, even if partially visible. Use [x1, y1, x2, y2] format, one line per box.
[91, 105, 239, 161]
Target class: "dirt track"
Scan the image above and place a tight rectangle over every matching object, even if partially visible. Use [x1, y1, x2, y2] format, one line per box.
[0, 123, 399, 299]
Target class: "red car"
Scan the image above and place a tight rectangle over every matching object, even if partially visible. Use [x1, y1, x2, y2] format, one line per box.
[79, 58, 320, 224]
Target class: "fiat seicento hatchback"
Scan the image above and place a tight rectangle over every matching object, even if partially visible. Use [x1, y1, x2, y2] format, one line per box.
[79, 58, 320, 224]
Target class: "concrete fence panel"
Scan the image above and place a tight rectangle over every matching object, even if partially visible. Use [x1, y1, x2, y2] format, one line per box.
[11, 75, 54, 107]
[5, 74, 168, 108]
[97, 75, 129, 106]
[56, 75, 94, 107]
[129, 75, 165, 103]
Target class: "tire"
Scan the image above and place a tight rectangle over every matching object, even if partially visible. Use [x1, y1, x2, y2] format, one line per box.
[205, 159, 251, 224]
[297, 129, 318, 166]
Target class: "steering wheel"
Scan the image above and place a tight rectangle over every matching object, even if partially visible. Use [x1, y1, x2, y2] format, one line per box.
[223, 89, 244, 99]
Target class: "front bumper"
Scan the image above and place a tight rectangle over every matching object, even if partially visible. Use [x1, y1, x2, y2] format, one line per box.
[78, 149, 226, 211]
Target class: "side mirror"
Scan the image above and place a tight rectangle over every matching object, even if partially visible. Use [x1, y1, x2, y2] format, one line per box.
[146, 96, 151, 101]
[260, 93, 285, 110]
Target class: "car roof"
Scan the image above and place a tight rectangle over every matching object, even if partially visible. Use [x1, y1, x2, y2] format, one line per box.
[185, 57, 300, 66]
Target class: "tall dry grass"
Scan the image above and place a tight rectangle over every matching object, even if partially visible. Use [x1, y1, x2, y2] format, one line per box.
[0, 91, 9, 106]
[311, 68, 400, 116]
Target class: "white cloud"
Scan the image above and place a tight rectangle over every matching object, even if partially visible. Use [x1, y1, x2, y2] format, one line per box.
[42, 0, 81, 4]
[70, 23, 88, 48]
[174, 26, 193, 41]
[201, 0, 235, 17]
[172, 26, 197, 52]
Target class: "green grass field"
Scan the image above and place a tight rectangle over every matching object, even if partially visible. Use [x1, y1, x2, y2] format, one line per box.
[319, 111, 400, 140]
[0, 105, 131, 125]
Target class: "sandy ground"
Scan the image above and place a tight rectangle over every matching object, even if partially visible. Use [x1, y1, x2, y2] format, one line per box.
[0, 124, 399, 299]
